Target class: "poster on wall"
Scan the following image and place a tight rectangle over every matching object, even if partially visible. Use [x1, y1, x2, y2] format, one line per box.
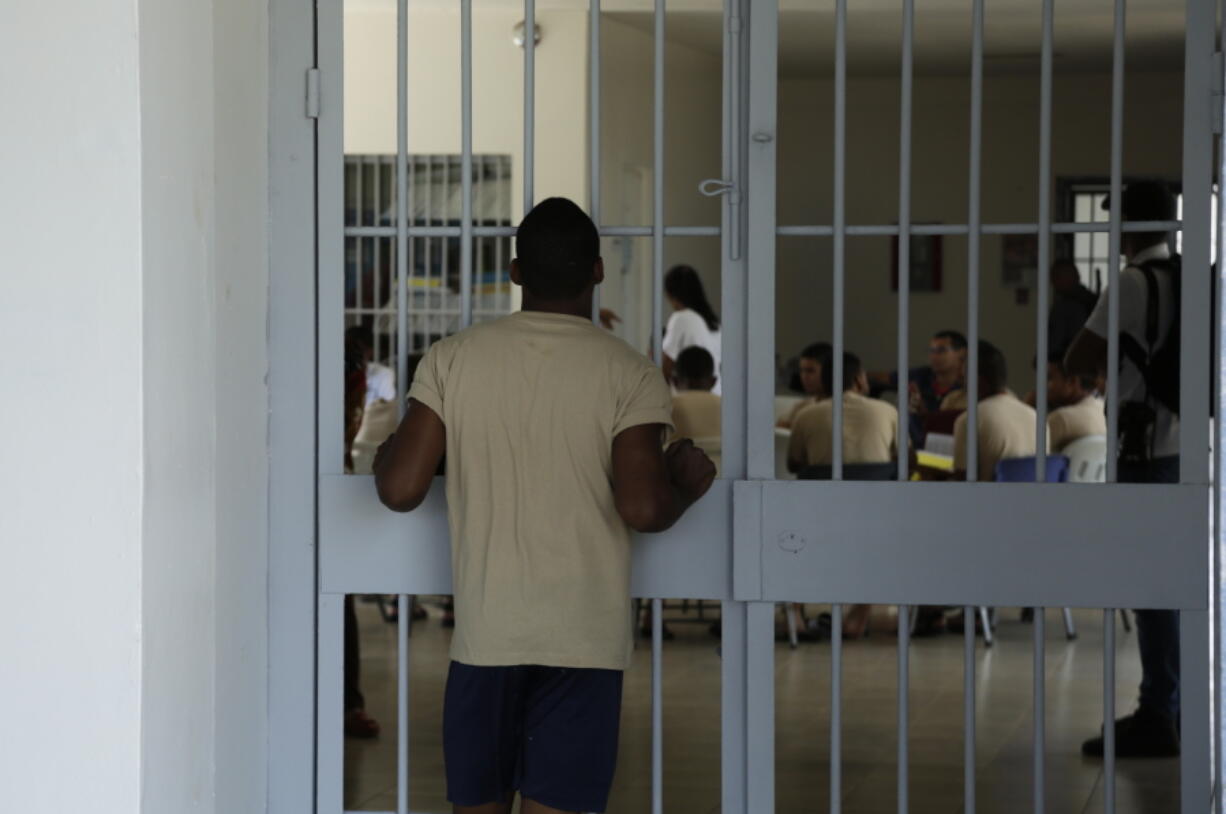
[891, 232, 943, 292]
[1001, 233, 1038, 289]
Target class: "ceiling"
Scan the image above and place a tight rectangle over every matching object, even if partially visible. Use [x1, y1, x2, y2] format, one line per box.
[347, 0, 1187, 77]
[607, 3, 1187, 77]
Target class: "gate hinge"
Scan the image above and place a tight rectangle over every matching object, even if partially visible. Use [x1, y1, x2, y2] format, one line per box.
[1212, 53, 1223, 135]
[306, 68, 321, 119]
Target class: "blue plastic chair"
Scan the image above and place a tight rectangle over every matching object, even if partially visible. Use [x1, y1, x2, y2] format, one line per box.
[989, 454, 1076, 642]
[994, 455, 1070, 484]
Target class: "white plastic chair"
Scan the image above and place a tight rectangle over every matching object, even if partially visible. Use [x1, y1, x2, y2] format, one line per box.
[1063, 434, 1108, 483]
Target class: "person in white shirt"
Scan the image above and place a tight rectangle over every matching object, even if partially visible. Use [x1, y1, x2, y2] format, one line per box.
[345, 325, 397, 406]
[661, 264, 722, 395]
[1066, 180, 1181, 760]
[1044, 352, 1106, 452]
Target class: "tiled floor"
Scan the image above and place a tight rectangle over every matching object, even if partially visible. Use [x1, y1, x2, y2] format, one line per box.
[344, 601, 1179, 813]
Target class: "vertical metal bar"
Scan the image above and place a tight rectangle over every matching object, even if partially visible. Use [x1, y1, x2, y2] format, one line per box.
[524, 0, 535, 215]
[745, 0, 777, 482]
[1104, 0, 1125, 481]
[1179, 0, 1214, 484]
[965, 0, 984, 482]
[397, 595, 410, 814]
[896, 0, 914, 482]
[476, 156, 485, 319]
[589, 0, 602, 322]
[898, 605, 910, 814]
[1216, 10, 1226, 806]
[1033, 610, 1045, 814]
[318, 0, 346, 477]
[396, 0, 409, 414]
[652, 597, 664, 814]
[461, 0, 474, 330]
[589, 0, 601, 223]
[1034, 0, 1054, 478]
[831, 0, 847, 480]
[1104, 608, 1116, 813]
[831, 604, 844, 814]
[315, 594, 345, 814]
[721, 0, 746, 481]
[652, 0, 665, 364]
[1183, 612, 1213, 814]
[964, 605, 976, 814]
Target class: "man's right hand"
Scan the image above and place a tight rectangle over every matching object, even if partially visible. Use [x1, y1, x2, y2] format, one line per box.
[665, 439, 717, 504]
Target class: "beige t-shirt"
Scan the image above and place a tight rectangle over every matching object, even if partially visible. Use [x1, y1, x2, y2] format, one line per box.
[953, 393, 1049, 481]
[788, 392, 899, 467]
[780, 396, 818, 428]
[1048, 395, 1106, 452]
[409, 311, 674, 670]
[671, 391, 721, 441]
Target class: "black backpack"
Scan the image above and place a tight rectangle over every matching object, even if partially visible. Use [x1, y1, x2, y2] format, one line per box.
[1118, 254, 1181, 415]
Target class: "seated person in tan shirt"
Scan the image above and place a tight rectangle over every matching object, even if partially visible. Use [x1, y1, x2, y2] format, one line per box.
[787, 351, 899, 472]
[953, 340, 1049, 481]
[778, 341, 830, 428]
[670, 346, 721, 445]
[372, 198, 716, 814]
[786, 350, 899, 640]
[1045, 352, 1106, 452]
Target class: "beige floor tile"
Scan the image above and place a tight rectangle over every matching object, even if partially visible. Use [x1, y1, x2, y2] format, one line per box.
[341, 601, 1175, 813]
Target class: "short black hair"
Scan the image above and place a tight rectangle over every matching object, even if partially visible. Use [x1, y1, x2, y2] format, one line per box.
[675, 346, 716, 382]
[820, 351, 863, 394]
[800, 342, 832, 362]
[345, 324, 374, 352]
[933, 330, 968, 351]
[1104, 180, 1176, 251]
[1047, 350, 1095, 391]
[978, 340, 1008, 393]
[515, 197, 600, 299]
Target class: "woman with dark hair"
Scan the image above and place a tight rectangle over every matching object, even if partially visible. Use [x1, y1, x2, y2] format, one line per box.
[662, 264, 722, 394]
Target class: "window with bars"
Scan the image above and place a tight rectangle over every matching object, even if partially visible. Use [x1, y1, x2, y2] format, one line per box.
[1063, 179, 1214, 295]
[343, 154, 515, 367]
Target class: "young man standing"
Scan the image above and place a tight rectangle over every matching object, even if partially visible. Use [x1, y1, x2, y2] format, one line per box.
[1066, 180, 1182, 758]
[373, 197, 717, 814]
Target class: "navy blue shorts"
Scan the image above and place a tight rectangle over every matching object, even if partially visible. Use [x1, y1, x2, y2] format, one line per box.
[443, 661, 624, 812]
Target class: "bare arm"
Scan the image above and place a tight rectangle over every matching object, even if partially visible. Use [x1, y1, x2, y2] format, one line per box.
[612, 425, 716, 533]
[1064, 328, 1107, 381]
[373, 398, 446, 512]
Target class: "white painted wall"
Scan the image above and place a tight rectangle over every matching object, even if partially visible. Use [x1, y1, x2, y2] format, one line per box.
[0, 0, 270, 811]
[599, 16, 724, 354]
[344, 6, 590, 220]
[0, 2, 145, 811]
[212, 0, 271, 810]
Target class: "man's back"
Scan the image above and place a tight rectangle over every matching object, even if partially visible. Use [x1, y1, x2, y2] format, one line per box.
[1048, 394, 1106, 452]
[953, 393, 1047, 481]
[409, 310, 673, 670]
[790, 392, 898, 466]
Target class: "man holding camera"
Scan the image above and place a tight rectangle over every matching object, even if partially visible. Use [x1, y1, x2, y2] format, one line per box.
[1065, 180, 1181, 758]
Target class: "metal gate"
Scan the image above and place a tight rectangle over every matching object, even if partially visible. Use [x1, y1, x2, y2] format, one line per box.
[311, 0, 1223, 811]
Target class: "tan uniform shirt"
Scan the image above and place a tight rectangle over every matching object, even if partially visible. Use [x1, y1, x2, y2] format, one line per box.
[409, 311, 674, 670]
[780, 396, 818, 428]
[1048, 395, 1106, 452]
[789, 392, 899, 467]
[953, 393, 1049, 482]
[671, 391, 721, 442]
